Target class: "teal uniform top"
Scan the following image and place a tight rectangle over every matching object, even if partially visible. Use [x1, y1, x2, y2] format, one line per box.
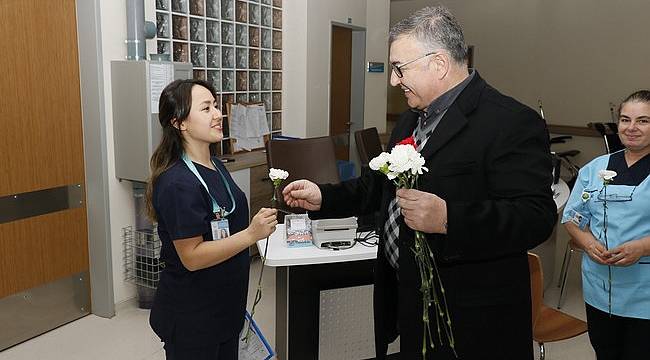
[561, 150, 650, 319]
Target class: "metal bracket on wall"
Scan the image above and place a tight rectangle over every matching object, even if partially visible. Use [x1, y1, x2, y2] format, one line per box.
[0, 184, 84, 224]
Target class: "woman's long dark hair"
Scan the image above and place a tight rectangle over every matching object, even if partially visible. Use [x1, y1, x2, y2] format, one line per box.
[145, 78, 218, 221]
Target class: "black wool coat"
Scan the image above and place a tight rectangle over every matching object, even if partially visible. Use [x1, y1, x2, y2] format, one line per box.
[315, 72, 557, 359]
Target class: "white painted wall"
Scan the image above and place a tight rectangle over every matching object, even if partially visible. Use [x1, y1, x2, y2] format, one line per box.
[388, 0, 650, 129]
[304, 0, 367, 138]
[284, 0, 389, 137]
[364, 0, 390, 135]
[98, 0, 137, 305]
[282, 0, 309, 137]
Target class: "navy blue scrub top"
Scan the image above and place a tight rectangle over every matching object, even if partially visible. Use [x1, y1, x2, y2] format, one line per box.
[607, 150, 650, 186]
[149, 156, 250, 347]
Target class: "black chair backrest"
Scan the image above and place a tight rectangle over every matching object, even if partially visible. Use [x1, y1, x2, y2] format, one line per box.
[354, 127, 383, 166]
[266, 136, 340, 212]
[588, 122, 624, 153]
[266, 136, 340, 211]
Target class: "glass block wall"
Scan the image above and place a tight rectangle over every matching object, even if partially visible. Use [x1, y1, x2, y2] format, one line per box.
[155, 0, 283, 155]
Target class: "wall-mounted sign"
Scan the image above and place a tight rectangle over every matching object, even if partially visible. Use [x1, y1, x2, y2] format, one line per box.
[367, 62, 384, 73]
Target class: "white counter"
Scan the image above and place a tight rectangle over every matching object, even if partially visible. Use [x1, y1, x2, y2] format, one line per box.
[256, 224, 377, 267]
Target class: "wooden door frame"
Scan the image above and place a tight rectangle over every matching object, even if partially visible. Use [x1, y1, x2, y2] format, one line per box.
[329, 25, 353, 161]
[329, 22, 366, 172]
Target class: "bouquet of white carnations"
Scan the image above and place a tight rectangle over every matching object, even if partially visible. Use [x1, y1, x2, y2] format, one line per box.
[370, 136, 456, 357]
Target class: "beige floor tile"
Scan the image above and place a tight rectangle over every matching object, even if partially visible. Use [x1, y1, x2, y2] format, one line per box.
[1, 255, 599, 359]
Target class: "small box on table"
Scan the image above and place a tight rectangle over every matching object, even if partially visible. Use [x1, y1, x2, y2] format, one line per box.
[284, 214, 313, 248]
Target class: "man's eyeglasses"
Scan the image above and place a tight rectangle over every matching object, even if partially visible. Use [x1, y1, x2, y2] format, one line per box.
[595, 185, 637, 203]
[390, 51, 437, 78]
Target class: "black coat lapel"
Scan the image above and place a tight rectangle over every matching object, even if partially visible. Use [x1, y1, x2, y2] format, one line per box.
[388, 110, 419, 149]
[419, 105, 468, 159]
[419, 73, 486, 159]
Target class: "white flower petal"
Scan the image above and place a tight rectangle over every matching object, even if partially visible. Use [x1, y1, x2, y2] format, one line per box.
[269, 168, 289, 181]
[369, 152, 390, 171]
[597, 169, 617, 181]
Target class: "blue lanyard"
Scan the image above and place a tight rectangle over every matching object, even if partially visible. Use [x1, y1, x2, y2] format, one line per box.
[181, 153, 236, 217]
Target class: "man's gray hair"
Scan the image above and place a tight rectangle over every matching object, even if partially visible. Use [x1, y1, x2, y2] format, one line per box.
[389, 6, 468, 64]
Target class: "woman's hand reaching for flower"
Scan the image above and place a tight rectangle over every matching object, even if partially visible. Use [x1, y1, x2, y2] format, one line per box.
[282, 180, 322, 210]
[246, 208, 278, 243]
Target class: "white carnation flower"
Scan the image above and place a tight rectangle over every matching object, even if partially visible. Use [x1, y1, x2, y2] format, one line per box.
[598, 169, 617, 182]
[388, 144, 417, 174]
[408, 154, 428, 175]
[387, 144, 428, 175]
[269, 168, 289, 181]
[369, 152, 391, 171]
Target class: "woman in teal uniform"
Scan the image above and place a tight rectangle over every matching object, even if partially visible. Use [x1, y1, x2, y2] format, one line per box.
[562, 90, 650, 359]
[145, 79, 277, 359]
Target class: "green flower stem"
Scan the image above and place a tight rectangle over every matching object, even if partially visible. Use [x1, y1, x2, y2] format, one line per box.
[392, 172, 456, 357]
[244, 183, 280, 342]
[602, 184, 612, 315]
[414, 228, 457, 358]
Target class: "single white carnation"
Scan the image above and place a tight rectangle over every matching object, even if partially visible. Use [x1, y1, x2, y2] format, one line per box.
[408, 154, 428, 175]
[598, 169, 617, 182]
[369, 152, 391, 171]
[269, 168, 289, 181]
[387, 144, 417, 174]
[387, 144, 428, 175]
[369, 143, 428, 182]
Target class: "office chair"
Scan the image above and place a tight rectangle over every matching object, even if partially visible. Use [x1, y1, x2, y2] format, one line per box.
[529, 253, 587, 360]
[354, 127, 383, 166]
[353, 127, 385, 231]
[556, 238, 580, 309]
[588, 122, 624, 154]
[265, 136, 340, 213]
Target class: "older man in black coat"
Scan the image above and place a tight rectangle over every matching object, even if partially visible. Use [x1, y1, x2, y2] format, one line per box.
[282, 5, 557, 359]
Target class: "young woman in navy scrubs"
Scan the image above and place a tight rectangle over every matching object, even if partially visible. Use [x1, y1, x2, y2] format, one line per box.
[145, 79, 277, 359]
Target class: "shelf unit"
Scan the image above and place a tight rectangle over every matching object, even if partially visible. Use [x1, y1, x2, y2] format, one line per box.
[155, 0, 283, 155]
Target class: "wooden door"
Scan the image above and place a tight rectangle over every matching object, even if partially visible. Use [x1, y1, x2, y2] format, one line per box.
[329, 25, 352, 161]
[0, 0, 90, 350]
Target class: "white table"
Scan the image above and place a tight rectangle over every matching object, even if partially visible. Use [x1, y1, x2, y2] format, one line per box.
[257, 225, 381, 360]
[256, 225, 376, 267]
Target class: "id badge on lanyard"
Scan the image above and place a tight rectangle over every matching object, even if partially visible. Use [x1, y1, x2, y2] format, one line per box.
[211, 211, 231, 241]
[182, 153, 236, 241]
